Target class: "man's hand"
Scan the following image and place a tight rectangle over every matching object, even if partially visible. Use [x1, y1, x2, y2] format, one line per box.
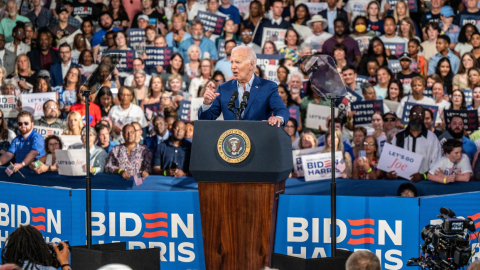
[203, 85, 219, 105]
[13, 163, 24, 173]
[52, 241, 70, 266]
[386, 170, 397, 179]
[120, 170, 131, 180]
[268, 113, 282, 127]
[410, 173, 424, 183]
[447, 174, 456, 183]
[174, 169, 186, 177]
[141, 171, 149, 178]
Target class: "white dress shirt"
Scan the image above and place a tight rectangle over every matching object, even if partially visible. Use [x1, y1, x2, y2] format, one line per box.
[271, 17, 282, 25]
[62, 61, 72, 79]
[5, 41, 30, 56]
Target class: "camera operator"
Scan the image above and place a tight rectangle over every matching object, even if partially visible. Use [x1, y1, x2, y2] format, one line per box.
[345, 250, 380, 270]
[1, 225, 71, 270]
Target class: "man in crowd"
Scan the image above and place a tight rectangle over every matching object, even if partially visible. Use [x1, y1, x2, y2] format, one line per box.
[27, 30, 61, 72]
[219, 0, 241, 32]
[144, 116, 170, 155]
[51, 0, 81, 29]
[239, 27, 261, 54]
[380, 16, 408, 48]
[345, 250, 381, 270]
[0, 0, 30, 43]
[72, 0, 94, 21]
[50, 43, 78, 87]
[390, 105, 442, 182]
[179, 21, 218, 63]
[92, 12, 122, 60]
[5, 23, 30, 56]
[304, 15, 332, 53]
[428, 35, 460, 75]
[26, 0, 52, 29]
[0, 111, 45, 173]
[444, 115, 477, 162]
[287, 71, 304, 104]
[96, 123, 118, 154]
[439, 6, 459, 50]
[342, 65, 363, 99]
[323, 18, 361, 64]
[253, 0, 292, 46]
[319, 0, 348, 35]
[131, 0, 166, 29]
[0, 34, 17, 75]
[50, 5, 78, 42]
[396, 53, 418, 95]
[420, 22, 440, 61]
[457, 0, 480, 27]
[420, 0, 443, 32]
[215, 40, 236, 80]
[152, 120, 192, 177]
[34, 100, 65, 129]
[124, 58, 152, 87]
[105, 124, 151, 180]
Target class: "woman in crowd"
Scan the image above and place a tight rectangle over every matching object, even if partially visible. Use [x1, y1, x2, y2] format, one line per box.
[71, 34, 87, 64]
[109, 0, 129, 29]
[453, 52, 478, 91]
[160, 92, 176, 115]
[254, 66, 265, 79]
[185, 45, 201, 79]
[352, 135, 382, 179]
[0, 66, 7, 88]
[93, 86, 115, 117]
[291, 3, 310, 26]
[285, 118, 299, 149]
[468, 67, 480, 90]
[408, 39, 427, 79]
[333, 44, 351, 72]
[374, 67, 391, 99]
[371, 112, 386, 155]
[472, 86, 480, 118]
[70, 127, 108, 175]
[350, 16, 376, 54]
[280, 28, 301, 64]
[1, 80, 16, 95]
[9, 54, 36, 92]
[29, 135, 63, 174]
[278, 84, 296, 107]
[435, 58, 454, 95]
[108, 87, 147, 140]
[352, 126, 367, 159]
[58, 67, 82, 117]
[70, 90, 102, 127]
[298, 130, 318, 149]
[166, 14, 192, 50]
[281, 0, 294, 21]
[396, 76, 435, 116]
[262, 41, 278, 55]
[385, 79, 404, 102]
[189, 59, 213, 98]
[161, 53, 190, 92]
[198, 79, 218, 100]
[366, 0, 383, 36]
[432, 82, 450, 112]
[277, 66, 289, 85]
[145, 25, 157, 46]
[33, 77, 52, 93]
[169, 2, 188, 28]
[358, 38, 394, 76]
[141, 75, 163, 120]
[0, 109, 16, 157]
[450, 89, 469, 110]
[394, 1, 418, 35]
[64, 111, 83, 135]
[399, 18, 419, 42]
[169, 74, 188, 108]
[242, 1, 264, 30]
[215, 20, 240, 48]
[455, 23, 478, 58]
[81, 20, 94, 45]
[78, 50, 98, 79]
[322, 128, 352, 178]
[92, 64, 119, 94]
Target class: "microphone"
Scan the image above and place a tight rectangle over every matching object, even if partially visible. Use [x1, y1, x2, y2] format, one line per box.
[228, 91, 238, 110]
[240, 91, 250, 109]
[440, 207, 456, 218]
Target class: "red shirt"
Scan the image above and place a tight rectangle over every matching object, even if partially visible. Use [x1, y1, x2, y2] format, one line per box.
[70, 102, 102, 127]
[40, 50, 53, 71]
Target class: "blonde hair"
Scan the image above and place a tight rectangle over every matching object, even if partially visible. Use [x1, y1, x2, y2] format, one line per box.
[394, 1, 410, 23]
[147, 75, 164, 98]
[324, 128, 345, 155]
[66, 111, 84, 135]
[197, 59, 214, 79]
[298, 131, 318, 149]
[13, 54, 32, 76]
[168, 73, 183, 90]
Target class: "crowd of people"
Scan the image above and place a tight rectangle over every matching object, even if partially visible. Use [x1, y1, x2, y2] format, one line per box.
[0, 0, 479, 196]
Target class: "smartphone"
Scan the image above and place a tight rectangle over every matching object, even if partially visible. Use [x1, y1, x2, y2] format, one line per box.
[34, 160, 42, 168]
[359, 150, 366, 158]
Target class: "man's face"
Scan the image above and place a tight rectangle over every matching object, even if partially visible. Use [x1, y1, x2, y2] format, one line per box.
[467, 0, 478, 8]
[449, 117, 464, 135]
[32, 0, 41, 6]
[59, 46, 72, 63]
[424, 112, 434, 129]
[192, 24, 204, 39]
[98, 128, 110, 145]
[44, 102, 59, 118]
[231, 49, 254, 83]
[208, 0, 219, 12]
[18, 116, 33, 135]
[431, 0, 443, 8]
[241, 29, 253, 44]
[123, 126, 136, 143]
[142, 0, 152, 8]
[326, 0, 336, 7]
[59, 11, 68, 23]
[132, 59, 144, 71]
[100, 14, 113, 30]
[334, 21, 345, 36]
[0, 35, 5, 50]
[342, 69, 356, 85]
[400, 59, 411, 70]
[225, 42, 236, 56]
[39, 33, 50, 51]
[384, 18, 396, 35]
[383, 114, 398, 131]
[154, 37, 167, 47]
[409, 106, 425, 125]
[172, 121, 186, 140]
[288, 75, 302, 91]
[436, 39, 448, 52]
[154, 117, 167, 135]
[312, 22, 323, 34]
[271, 2, 283, 18]
[185, 123, 194, 139]
[411, 80, 424, 96]
[7, 1, 16, 16]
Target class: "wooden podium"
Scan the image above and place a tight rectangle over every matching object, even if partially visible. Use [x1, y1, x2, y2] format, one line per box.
[190, 121, 293, 270]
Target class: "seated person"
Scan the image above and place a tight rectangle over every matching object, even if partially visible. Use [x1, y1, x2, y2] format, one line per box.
[29, 135, 63, 174]
[427, 139, 472, 184]
[322, 128, 352, 178]
[95, 123, 118, 154]
[152, 120, 192, 177]
[0, 111, 45, 172]
[34, 100, 65, 129]
[144, 116, 170, 154]
[352, 136, 382, 179]
[105, 124, 151, 180]
[69, 127, 108, 175]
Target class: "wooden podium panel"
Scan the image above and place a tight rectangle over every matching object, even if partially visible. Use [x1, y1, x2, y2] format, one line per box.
[198, 181, 285, 270]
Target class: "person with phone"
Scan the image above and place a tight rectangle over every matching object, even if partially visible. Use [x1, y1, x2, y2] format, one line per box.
[352, 136, 383, 179]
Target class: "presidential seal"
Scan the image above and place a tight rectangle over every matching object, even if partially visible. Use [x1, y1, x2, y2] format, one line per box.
[217, 129, 251, 163]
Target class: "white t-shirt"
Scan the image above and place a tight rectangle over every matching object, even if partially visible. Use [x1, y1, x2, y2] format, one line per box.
[396, 95, 436, 118]
[428, 154, 472, 176]
[124, 74, 152, 88]
[304, 32, 333, 53]
[186, 1, 206, 21]
[379, 35, 408, 51]
[108, 103, 148, 141]
[435, 99, 451, 123]
[454, 43, 473, 58]
[345, 0, 376, 22]
[0, 129, 16, 143]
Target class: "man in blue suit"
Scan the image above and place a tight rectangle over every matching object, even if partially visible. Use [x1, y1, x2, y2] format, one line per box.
[50, 43, 78, 87]
[198, 45, 289, 126]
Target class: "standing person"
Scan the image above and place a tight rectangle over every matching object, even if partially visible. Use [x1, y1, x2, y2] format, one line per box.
[0, 0, 30, 43]
[454, 23, 478, 57]
[49, 5, 78, 41]
[396, 76, 435, 117]
[218, 0, 241, 32]
[341, 65, 363, 99]
[420, 22, 441, 61]
[322, 18, 361, 64]
[0, 111, 46, 171]
[350, 15, 376, 54]
[379, 16, 408, 48]
[239, 27, 261, 54]
[109, 0, 129, 30]
[408, 39, 428, 79]
[428, 35, 460, 76]
[320, 0, 348, 36]
[26, 0, 52, 29]
[27, 30, 61, 73]
[456, 0, 480, 28]
[304, 15, 333, 54]
[279, 28, 301, 64]
[49, 44, 79, 87]
[72, 0, 95, 21]
[252, 0, 292, 46]
[386, 79, 404, 102]
[291, 3, 310, 26]
[439, 6, 459, 50]
[420, 0, 443, 33]
[396, 52, 419, 95]
[365, 0, 383, 36]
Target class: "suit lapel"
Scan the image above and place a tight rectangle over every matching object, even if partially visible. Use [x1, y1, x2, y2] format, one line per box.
[243, 74, 261, 117]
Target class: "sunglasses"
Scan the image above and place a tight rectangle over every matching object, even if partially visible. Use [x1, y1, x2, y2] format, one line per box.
[383, 118, 396, 122]
[18, 121, 30, 126]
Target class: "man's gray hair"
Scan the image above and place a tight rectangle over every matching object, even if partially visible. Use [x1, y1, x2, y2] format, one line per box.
[81, 126, 97, 137]
[6, 0, 16, 7]
[345, 250, 381, 270]
[299, 42, 313, 52]
[287, 71, 303, 84]
[231, 45, 257, 64]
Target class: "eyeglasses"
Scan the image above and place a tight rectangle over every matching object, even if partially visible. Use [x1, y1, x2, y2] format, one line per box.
[363, 142, 375, 146]
[383, 118, 396, 122]
[18, 122, 30, 126]
[241, 32, 253, 35]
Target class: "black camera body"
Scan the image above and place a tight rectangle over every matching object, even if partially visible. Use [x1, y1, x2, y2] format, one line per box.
[408, 208, 477, 270]
[47, 241, 71, 268]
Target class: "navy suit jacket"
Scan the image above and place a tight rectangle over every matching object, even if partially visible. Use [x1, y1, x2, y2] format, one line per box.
[253, 18, 292, 46]
[318, 8, 348, 25]
[49, 62, 79, 87]
[198, 74, 289, 123]
[27, 49, 61, 73]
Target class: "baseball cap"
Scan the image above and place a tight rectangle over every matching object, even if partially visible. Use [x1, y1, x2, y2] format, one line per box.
[137, 14, 149, 22]
[440, 6, 455, 18]
[384, 111, 398, 119]
[399, 52, 412, 61]
[55, 4, 68, 14]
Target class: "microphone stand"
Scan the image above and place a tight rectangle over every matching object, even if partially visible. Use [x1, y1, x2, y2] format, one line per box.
[81, 88, 92, 249]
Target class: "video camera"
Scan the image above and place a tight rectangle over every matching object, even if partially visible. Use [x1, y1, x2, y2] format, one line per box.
[407, 207, 477, 270]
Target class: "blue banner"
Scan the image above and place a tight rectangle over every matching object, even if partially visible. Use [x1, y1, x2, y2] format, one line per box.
[458, 14, 480, 27]
[106, 50, 135, 72]
[400, 102, 438, 125]
[388, 59, 401, 74]
[274, 195, 420, 269]
[256, 54, 282, 73]
[179, 100, 191, 121]
[424, 86, 433, 98]
[127, 28, 145, 49]
[465, 89, 473, 106]
[197, 11, 226, 35]
[145, 46, 173, 69]
[444, 109, 479, 130]
[352, 100, 384, 125]
[384, 42, 406, 57]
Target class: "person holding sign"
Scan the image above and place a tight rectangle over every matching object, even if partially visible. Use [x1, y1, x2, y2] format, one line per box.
[69, 127, 108, 175]
[252, 0, 292, 46]
[29, 135, 62, 174]
[396, 76, 435, 118]
[390, 105, 442, 182]
[199, 45, 289, 126]
[352, 135, 381, 179]
[322, 128, 352, 178]
[427, 139, 472, 183]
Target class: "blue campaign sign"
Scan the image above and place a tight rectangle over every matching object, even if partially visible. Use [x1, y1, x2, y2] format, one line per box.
[424, 87, 433, 98]
[352, 100, 384, 125]
[388, 59, 401, 74]
[197, 11, 226, 35]
[458, 14, 480, 27]
[387, 0, 417, 12]
[106, 50, 135, 72]
[179, 100, 191, 122]
[70, 190, 205, 270]
[145, 46, 174, 69]
[288, 105, 300, 123]
[356, 75, 368, 86]
[274, 195, 420, 269]
[444, 109, 479, 130]
[384, 42, 406, 57]
[256, 54, 282, 72]
[217, 39, 242, 59]
[0, 182, 72, 257]
[465, 89, 473, 106]
[400, 102, 438, 125]
[127, 28, 145, 48]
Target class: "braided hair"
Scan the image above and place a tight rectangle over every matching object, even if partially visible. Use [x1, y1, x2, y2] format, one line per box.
[1, 225, 54, 269]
